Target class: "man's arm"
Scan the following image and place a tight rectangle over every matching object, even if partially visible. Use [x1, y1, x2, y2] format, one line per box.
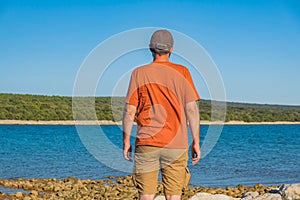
[122, 103, 137, 161]
[185, 101, 201, 165]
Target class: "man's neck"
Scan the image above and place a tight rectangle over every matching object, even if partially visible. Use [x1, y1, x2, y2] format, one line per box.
[153, 54, 170, 62]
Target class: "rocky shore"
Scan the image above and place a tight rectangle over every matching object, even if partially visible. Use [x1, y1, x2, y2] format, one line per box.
[0, 176, 299, 200]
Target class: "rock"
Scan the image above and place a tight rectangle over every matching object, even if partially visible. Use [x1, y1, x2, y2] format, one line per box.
[253, 184, 263, 189]
[53, 186, 61, 192]
[268, 188, 280, 194]
[30, 190, 39, 196]
[190, 192, 240, 200]
[3, 181, 10, 188]
[280, 183, 300, 200]
[252, 193, 281, 200]
[15, 192, 23, 198]
[241, 191, 259, 199]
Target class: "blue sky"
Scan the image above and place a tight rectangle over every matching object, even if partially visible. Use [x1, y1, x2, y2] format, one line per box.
[0, 0, 299, 105]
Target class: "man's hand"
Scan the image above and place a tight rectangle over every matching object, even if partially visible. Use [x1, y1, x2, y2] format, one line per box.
[123, 142, 132, 161]
[191, 141, 201, 165]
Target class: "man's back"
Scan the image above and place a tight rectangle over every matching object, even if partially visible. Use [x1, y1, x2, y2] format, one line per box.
[125, 61, 199, 148]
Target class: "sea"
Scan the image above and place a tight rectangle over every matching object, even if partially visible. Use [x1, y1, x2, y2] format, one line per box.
[0, 124, 299, 188]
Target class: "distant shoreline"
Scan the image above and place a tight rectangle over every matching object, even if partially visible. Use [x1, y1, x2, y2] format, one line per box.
[0, 120, 300, 125]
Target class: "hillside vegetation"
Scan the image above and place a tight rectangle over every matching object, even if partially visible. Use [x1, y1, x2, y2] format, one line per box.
[0, 93, 299, 122]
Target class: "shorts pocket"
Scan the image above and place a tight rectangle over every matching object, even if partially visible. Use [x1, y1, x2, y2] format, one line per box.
[184, 167, 191, 189]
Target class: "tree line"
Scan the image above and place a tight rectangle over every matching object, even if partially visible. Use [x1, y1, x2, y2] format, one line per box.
[0, 93, 299, 122]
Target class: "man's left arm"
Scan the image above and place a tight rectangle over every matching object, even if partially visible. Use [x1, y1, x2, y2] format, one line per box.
[122, 103, 136, 161]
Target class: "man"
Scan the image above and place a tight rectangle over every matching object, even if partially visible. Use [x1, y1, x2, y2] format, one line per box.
[123, 29, 201, 200]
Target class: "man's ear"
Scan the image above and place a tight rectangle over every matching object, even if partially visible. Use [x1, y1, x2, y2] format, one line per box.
[169, 47, 174, 53]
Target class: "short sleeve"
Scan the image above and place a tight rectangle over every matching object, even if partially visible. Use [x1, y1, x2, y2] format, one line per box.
[125, 71, 139, 107]
[184, 69, 200, 103]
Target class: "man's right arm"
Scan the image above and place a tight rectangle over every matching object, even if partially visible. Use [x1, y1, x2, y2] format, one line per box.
[185, 101, 201, 165]
[122, 103, 136, 161]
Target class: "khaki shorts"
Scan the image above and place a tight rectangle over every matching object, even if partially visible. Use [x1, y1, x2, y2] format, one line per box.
[133, 145, 190, 195]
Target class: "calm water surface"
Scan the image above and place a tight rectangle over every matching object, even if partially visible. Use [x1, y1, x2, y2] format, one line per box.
[0, 125, 299, 187]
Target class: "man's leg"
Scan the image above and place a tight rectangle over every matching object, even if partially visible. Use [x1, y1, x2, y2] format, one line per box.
[133, 146, 160, 199]
[160, 148, 189, 200]
[140, 194, 155, 200]
[165, 195, 181, 200]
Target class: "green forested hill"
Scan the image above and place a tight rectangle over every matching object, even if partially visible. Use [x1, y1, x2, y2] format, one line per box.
[0, 93, 299, 122]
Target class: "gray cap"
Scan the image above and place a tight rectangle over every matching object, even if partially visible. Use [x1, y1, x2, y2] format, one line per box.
[149, 29, 174, 53]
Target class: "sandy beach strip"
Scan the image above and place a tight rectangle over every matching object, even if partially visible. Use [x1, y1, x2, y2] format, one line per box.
[0, 120, 299, 125]
[0, 120, 121, 125]
[200, 120, 300, 125]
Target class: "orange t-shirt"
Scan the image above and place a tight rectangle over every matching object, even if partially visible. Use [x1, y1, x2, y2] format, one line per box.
[125, 61, 200, 148]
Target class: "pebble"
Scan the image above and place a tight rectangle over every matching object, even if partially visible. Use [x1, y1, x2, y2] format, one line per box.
[250, 193, 282, 200]
[30, 190, 39, 196]
[15, 192, 23, 198]
[241, 191, 259, 199]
